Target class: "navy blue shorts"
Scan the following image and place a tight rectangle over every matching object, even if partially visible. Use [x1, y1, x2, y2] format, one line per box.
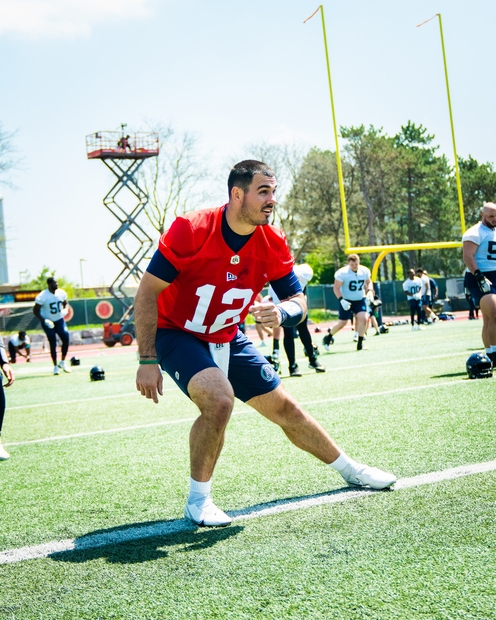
[408, 298, 422, 313]
[464, 270, 496, 305]
[338, 298, 367, 321]
[156, 328, 281, 403]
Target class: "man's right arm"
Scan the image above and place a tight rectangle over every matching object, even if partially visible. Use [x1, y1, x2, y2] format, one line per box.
[463, 241, 479, 274]
[135, 272, 170, 404]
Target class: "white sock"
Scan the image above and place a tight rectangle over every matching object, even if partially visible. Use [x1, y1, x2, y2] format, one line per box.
[486, 348, 492, 355]
[328, 452, 357, 472]
[491, 346, 496, 354]
[188, 477, 211, 505]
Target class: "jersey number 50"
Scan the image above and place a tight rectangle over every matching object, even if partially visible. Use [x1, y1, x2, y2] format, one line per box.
[185, 285, 254, 334]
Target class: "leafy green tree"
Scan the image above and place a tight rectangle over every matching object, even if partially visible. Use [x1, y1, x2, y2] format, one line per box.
[21, 266, 80, 298]
[457, 155, 496, 228]
[393, 121, 454, 274]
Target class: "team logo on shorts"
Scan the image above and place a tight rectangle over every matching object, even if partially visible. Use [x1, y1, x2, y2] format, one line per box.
[261, 363, 275, 381]
[175, 371, 180, 380]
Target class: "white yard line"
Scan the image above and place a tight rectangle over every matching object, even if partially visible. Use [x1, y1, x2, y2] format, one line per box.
[5, 379, 471, 447]
[8, 388, 177, 411]
[1, 459, 494, 565]
[8, 350, 470, 412]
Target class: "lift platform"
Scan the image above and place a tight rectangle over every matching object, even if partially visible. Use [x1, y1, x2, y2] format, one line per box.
[86, 128, 159, 346]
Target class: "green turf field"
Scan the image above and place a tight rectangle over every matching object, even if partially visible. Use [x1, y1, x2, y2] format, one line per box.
[0, 319, 495, 619]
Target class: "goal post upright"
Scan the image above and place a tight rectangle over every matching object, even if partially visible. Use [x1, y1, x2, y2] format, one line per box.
[305, 7, 467, 283]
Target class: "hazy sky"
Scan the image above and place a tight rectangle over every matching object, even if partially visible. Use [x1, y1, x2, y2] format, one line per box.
[1, 0, 494, 287]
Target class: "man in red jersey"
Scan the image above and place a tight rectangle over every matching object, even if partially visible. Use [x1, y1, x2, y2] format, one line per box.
[135, 160, 396, 527]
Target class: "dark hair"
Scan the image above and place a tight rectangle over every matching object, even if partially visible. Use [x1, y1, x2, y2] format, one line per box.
[19, 331, 26, 339]
[227, 160, 275, 197]
[47, 277, 56, 285]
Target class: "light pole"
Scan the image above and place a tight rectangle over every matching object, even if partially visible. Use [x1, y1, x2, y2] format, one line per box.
[79, 258, 89, 329]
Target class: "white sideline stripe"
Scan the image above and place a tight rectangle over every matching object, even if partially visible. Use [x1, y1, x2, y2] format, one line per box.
[8, 388, 177, 411]
[7, 350, 471, 412]
[4, 379, 470, 447]
[303, 378, 468, 406]
[1, 459, 495, 565]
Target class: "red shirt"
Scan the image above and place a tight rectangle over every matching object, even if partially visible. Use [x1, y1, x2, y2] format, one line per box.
[157, 205, 294, 343]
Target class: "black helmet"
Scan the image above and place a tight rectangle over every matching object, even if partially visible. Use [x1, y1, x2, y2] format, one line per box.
[90, 366, 105, 381]
[466, 353, 493, 379]
[70, 356, 81, 366]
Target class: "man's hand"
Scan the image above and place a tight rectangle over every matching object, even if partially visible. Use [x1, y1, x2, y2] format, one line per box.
[136, 364, 163, 404]
[44, 319, 55, 329]
[2, 364, 14, 387]
[474, 270, 491, 294]
[249, 302, 281, 328]
[340, 298, 351, 311]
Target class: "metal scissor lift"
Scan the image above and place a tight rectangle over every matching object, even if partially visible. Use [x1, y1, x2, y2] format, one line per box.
[86, 127, 159, 346]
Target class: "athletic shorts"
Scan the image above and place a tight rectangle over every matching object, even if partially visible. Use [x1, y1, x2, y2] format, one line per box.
[408, 298, 422, 313]
[421, 295, 430, 306]
[156, 328, 281, 403]
[338, 298, 367, 321]
[464, 270, 496, 305]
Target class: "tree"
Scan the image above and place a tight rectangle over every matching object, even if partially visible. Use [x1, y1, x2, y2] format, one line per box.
[21, 266, 79, 298]
[341, 125, 402, 278]
[457, 155, 496, 228]
[393, 122, 454, 274]
[0, 122, 19, 187]
[139, 123, 211, 236]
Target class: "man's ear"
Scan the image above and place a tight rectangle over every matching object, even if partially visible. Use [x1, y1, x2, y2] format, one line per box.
[231, 186, 244, 203]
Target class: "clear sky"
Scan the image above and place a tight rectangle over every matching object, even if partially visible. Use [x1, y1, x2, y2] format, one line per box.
[0, 0, 494, 287]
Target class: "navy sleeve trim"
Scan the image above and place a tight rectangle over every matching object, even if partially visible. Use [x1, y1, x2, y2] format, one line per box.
[270, 270, 302, 301]
[146, 250, 179, 283]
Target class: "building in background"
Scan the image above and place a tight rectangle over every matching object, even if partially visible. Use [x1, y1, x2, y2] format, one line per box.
[0, 198, 8, 284]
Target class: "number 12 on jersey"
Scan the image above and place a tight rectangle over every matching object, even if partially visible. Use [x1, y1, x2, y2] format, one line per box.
[184, 285, 254, 334]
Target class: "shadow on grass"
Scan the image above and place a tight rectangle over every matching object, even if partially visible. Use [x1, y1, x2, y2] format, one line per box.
[431, 372, 468, 379]
[49, 519, 243, 564]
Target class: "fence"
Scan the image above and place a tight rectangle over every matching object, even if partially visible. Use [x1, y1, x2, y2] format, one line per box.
[306, 277, 469, 315]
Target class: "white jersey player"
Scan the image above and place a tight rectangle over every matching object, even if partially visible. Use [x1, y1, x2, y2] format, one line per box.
[331, 254, 373, 351]
[462, 202, 496, 363]
[403, 270, 423, 329]
[33, 277, 71, 375]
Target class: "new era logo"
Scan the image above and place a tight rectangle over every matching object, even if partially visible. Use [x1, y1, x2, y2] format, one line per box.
[227, 272, 237, 281]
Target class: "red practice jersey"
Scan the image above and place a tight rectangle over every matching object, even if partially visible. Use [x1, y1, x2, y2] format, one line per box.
[157, 205, 294, 343]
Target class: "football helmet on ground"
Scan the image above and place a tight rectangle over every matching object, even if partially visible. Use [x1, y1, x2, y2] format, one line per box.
[90, 366, 105, 381]
[466, 353, 493, 379]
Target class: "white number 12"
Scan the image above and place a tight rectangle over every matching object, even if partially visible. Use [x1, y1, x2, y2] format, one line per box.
[184, 285, 254, 334]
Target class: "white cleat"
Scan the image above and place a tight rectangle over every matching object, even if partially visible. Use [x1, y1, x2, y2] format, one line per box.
[184, 497, 232, 527]
[0, 443, 10, 460]
[53, 366, 60, 375]
[340, 463, 396, 490]
[58, 360, 71, 373]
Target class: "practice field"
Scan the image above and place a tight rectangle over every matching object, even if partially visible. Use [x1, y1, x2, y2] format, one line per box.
[0, 319, 495, 619]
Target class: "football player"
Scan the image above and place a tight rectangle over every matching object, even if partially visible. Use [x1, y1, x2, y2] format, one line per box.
[415, 268, 438, 324]
[330, 254, 374, 351]
[0, 341, 14, 460]
[403, 269, 423, 330]
[135, 160, 396, 527]
[33, 278, 71, 375]
[463, 202, 496, 363]
[8, 331, 31, 363]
